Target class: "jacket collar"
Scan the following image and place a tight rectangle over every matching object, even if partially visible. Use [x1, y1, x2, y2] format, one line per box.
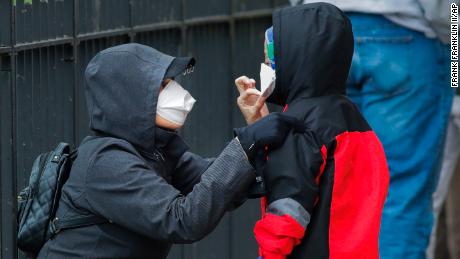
[154, 127, 189, 165]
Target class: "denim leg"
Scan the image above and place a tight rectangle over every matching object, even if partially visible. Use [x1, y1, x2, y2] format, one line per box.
[346, 13, 454, 259]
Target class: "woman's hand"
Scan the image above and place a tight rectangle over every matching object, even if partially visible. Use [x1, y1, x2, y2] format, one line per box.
[235, 76, 269, 125]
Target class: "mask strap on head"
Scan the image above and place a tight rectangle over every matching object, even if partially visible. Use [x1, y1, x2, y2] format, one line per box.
[265, 26, 275, 70]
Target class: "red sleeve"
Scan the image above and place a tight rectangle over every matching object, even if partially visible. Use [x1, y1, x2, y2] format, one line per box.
[254, 213, 305, 259]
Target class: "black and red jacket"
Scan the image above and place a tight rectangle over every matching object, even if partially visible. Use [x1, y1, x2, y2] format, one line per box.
[254, 3, 390, 259]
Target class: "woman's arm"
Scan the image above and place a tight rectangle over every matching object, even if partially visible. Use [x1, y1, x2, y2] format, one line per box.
[84, 139, 254, 243]
[172, 151, 215, 194]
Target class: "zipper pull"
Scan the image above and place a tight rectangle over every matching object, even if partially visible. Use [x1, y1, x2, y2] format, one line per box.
[153, 150, 165, 163]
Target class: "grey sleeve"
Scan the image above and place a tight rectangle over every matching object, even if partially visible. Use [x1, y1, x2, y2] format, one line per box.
[172, 151, 215, 195]
[84, 139, 254, 243]
[266, 198, 311, 229]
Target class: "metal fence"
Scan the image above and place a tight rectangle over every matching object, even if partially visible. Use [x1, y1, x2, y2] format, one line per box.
[0, 0, 290, 258]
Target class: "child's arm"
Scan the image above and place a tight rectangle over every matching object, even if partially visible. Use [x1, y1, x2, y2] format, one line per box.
[254, 131, 326, 259]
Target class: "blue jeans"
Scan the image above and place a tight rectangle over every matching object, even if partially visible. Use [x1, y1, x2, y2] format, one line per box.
[346, 13, 454, 259]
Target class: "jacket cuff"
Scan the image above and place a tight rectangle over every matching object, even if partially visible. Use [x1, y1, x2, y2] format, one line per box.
[266, 198, 311, 229]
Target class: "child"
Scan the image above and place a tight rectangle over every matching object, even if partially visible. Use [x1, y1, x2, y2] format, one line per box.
[251, 3, 390, 259]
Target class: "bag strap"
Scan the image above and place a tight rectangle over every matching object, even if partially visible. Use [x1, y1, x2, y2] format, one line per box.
[54, 143, 71, 158]
[48, 143, 101, 236]
[50, 215, 110, 235]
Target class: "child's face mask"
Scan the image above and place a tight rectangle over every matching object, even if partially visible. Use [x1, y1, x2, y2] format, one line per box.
[156, 80, 196, 127]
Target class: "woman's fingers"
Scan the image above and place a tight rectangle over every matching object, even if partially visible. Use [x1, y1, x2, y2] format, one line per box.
[254, 95, 267, 110]
[235, 76, 257, 94]
[240, 88, 262, 105]
[235, 76, 249, 93]
[238, 88, 262, 112]
[249, 79, 256, 89]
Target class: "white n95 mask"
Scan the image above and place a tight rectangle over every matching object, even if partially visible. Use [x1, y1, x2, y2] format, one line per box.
[157, 80, 196, 126]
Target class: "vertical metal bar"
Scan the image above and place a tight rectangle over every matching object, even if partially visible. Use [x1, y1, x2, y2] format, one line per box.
[0, 54, 2, 257]
[7, 0, 18, 257]
[72, 0, 78, 146]
[128, 0, 134, 42]
[0, 1, 14, 256]
[228, 0, 237, 258]
[179, 0, 186, 256]
[11, 4, 18, 259]
[180, 0, 187, 57]
[0, 0, 11, 255]
[178, 0, 187, 143]
[46, 44, 50, 148]
[39, 47, 43, 148]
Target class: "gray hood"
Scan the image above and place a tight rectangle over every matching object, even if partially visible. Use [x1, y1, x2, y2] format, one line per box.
[84, 43, 174, 151]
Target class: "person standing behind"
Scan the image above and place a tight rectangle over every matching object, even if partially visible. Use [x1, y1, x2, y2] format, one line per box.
[293, 0, 455, 258]
[431, 90, 460, 259]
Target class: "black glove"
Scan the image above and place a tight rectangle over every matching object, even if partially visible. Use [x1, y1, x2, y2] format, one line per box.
[234, 112, 303, 163]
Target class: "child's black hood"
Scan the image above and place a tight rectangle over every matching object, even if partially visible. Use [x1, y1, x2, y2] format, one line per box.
[268, 3, 354, 106]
